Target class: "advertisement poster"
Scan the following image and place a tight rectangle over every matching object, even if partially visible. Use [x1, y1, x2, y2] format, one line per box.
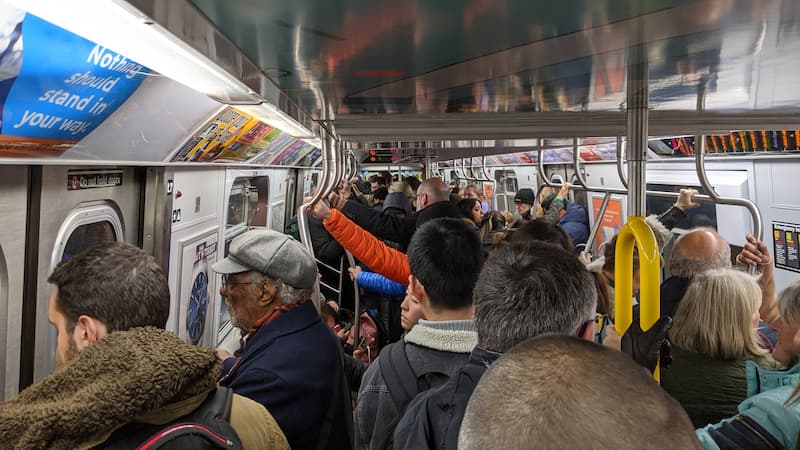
[773, 222, 800, 272]
[0, 5, 149, 156]
[172, 106, 322, 166]
[592, 196, 624, 253]
[171, 107, 261, 162]
[178, 230, 218, 346]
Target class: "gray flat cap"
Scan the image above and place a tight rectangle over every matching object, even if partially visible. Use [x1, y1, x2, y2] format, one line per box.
[211, 229, 317, 289]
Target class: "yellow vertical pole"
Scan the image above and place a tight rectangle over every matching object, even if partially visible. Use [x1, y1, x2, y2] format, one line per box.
[613, 216, 661, 381]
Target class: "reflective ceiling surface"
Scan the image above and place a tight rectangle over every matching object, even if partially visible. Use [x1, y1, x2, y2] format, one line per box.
[188, 0, 800, 120]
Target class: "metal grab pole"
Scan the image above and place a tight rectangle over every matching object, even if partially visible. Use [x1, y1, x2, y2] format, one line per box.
[584, 192, 612, 254]
[616, 136, 628, 189]
[298, 130, 339, 311]
[345, 250, 361, 347]
[626, 41, 649, 217]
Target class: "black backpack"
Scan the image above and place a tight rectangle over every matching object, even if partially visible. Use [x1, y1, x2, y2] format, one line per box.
[376, 341, 448, 441]
[93, 387, 243, 450]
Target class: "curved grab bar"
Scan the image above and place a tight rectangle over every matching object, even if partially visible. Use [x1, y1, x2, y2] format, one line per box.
[694, 135, 763, 276]
[614, 216, 661, 382]
[537, 149, 559, 188]
[616, 136, 629, 189]
[298, 131, 339, 310]
[431, 161, 442, 178]
[463, 158, 477, 182]
[573, 138, 627, 195]
[453, 159, 466, 180]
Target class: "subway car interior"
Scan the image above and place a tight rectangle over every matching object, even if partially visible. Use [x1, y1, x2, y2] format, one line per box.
[1, 0, 800, 447]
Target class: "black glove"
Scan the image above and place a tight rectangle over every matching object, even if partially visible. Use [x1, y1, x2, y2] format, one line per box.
[621, 312, 672, 374]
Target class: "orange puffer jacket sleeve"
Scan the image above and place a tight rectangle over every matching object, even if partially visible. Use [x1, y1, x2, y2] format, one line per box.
[323, 209, 410, 285]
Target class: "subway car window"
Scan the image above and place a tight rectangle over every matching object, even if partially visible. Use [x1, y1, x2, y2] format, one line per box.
[61, 221, 117, 262]
[226, 176, 268, 228]
[646, 184, 718, 230]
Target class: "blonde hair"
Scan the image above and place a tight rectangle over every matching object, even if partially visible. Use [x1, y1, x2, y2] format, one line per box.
[670, 268, 766, 360]
[778, 279, 800, 326]
[389, 181, 414, 200]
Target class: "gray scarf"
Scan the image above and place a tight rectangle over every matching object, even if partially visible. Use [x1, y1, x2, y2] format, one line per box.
[0, 327, 221, 450]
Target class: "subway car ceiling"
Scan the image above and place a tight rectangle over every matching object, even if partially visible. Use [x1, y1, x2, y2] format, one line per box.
[0, 0, 799, 164]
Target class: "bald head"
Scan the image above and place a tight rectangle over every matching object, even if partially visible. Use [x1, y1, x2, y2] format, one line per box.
[416, 177, 450, 209]
[459, 336, 701, 449]
[670, 227, 731, 278]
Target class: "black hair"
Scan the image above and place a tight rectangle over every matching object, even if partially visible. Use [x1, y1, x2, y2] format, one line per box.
[404, 176, 421, 192]
[48, 241, 170, 332]
[369, 174, 387, 185]
[457, 198, 481, 221]
[510, 219, 574, 252]
[407, 218, 484, 310]
[372, 186, 389, 201]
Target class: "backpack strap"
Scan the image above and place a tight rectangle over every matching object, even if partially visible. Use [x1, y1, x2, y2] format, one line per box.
[378, 340, 418, 410]
[203, 386, 234, 421]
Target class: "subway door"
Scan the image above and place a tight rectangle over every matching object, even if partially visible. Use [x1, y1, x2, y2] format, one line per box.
[30, 167, 142, 384]
[0, 166, 28, 399]
[214, 169, 274, 354]
[165, 168, 226, 349]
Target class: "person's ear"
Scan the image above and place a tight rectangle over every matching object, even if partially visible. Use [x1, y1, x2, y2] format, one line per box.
[409, 275, 427, 303]
[257, 279, 278, 307]
[73, 315, 108, 351]
[577, 320, 594, 341]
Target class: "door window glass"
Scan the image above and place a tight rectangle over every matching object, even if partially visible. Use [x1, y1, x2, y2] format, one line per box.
[61, 221, 117, 262]
[227, 176, 268, 228]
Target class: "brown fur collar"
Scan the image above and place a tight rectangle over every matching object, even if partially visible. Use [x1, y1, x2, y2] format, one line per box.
[0, 327, 221, 450]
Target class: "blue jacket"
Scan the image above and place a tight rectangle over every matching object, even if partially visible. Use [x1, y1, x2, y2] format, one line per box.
[697, 362, 800, 449]
[558, 201, 590, 248]
[220, 301, 353, 450]
[357, 271, 407, 297]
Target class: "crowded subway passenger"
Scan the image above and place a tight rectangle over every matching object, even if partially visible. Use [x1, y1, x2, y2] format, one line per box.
[6, 3, 800, 449]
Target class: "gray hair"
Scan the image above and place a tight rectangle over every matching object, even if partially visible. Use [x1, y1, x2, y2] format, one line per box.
[251, 273, 311, 305]
[669, 229, 731, 278]
[458, 336, 700, 449]
[473, 242, 597, 353]
[779, 280, 800, 326]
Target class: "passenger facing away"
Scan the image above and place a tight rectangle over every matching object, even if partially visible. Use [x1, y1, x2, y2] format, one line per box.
[697, 279, 800, 449]
[0, 242, 287, 450]
[311, 178, 463, 285]
[662, 229, 779, 330]
[213, 230, 353, 450]
[333, 177, 461, 250]
[459, 335, 701, 449]
[354, 218, 483, 450]
[394, 241, 598, 450]
[540, 182, 590, 249]
[661, 268, 783, 427]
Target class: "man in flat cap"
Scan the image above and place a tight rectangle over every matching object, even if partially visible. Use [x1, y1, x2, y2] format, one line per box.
[213, 229, 353, 450]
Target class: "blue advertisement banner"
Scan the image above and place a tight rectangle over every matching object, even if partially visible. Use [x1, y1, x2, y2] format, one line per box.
[0, 9, 149, 142]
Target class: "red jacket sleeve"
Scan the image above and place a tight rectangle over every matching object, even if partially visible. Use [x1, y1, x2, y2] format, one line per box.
[323, 209, 410, 284]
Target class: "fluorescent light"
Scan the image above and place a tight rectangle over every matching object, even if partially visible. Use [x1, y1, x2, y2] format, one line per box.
[5, 0, 261, 104]
[235, 103, 316, 139]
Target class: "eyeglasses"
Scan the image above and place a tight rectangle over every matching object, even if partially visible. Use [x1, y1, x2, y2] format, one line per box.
[221, 274, 261, 288]
[577, 314, 612, 344]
